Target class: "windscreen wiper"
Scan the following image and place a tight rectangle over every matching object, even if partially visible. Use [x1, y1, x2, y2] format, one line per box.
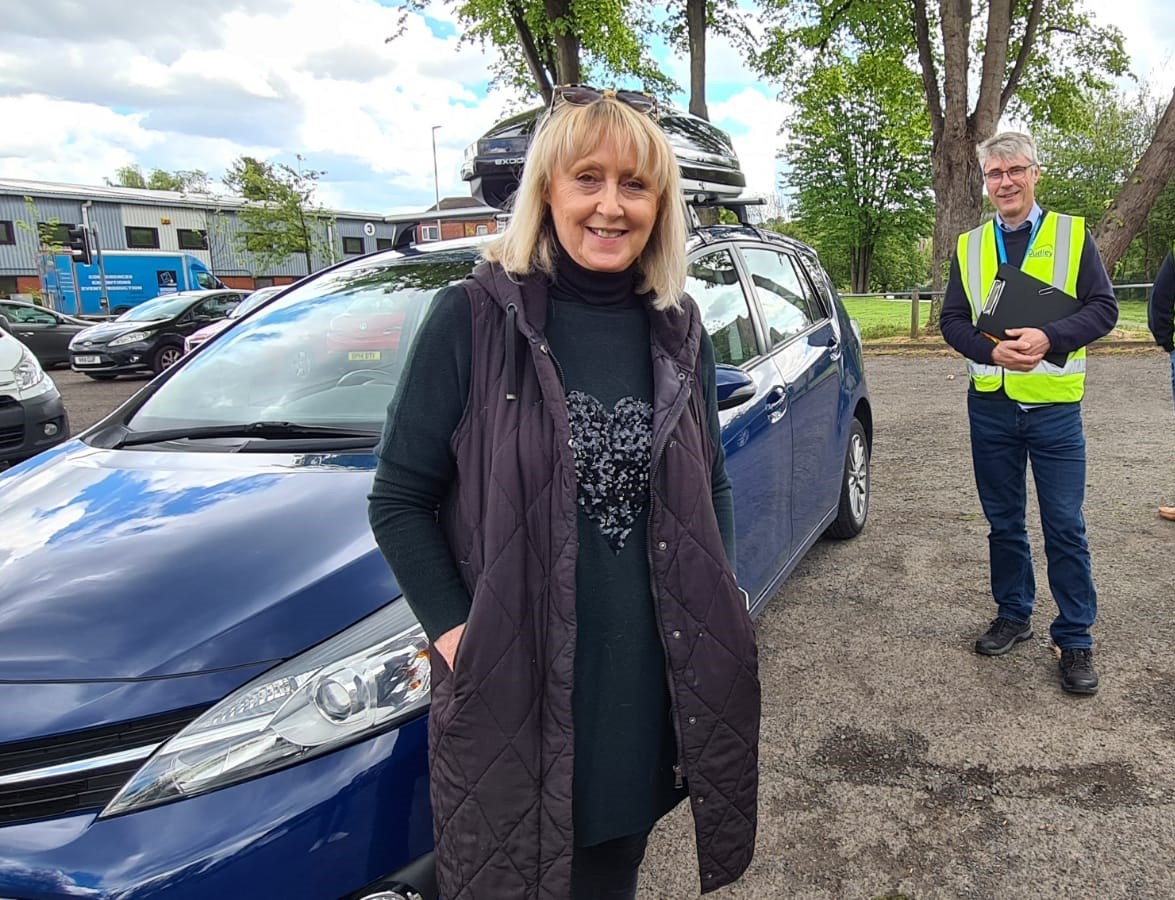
[113, 421, 380, 448]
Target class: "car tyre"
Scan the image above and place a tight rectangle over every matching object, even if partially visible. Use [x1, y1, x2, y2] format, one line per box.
[825, 417, 869, 539]
[153, 344, 183, 374]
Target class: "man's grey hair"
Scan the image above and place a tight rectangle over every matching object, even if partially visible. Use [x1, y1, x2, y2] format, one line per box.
[977, 132, 1039, 169]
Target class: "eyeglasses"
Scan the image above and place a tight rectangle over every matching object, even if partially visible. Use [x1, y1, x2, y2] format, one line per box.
[551, 85, 659, 117]
[983, 164, 1035, 183]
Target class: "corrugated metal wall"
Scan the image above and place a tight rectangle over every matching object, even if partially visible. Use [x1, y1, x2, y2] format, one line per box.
[2, 186, 402, 285]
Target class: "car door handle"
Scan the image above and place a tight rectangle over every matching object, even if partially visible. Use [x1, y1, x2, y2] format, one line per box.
[765, 385, 788, 424]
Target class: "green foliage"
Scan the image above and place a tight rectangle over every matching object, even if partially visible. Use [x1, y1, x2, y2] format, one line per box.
[387, 0, 674, 101]
[663, 0, 755, 64]
[222, 155, 335, 275]
[1037, 83, 1175, 282]
[755, 0, 1128, 127]
[1036, 87, 1153, 224]
[781, 50, 933, 292]
[108, 164, 211, 193]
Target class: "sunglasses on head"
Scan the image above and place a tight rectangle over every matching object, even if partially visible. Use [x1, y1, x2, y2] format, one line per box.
[551, 85, 659, 117]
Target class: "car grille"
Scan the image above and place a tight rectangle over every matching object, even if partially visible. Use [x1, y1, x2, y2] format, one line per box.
[0, 706, 207, 825]
[0, 395, 22, 450]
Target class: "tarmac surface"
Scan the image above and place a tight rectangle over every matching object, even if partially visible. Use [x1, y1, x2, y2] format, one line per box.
[639, 350, 1175, 898]
[38, 353, 1175, 898]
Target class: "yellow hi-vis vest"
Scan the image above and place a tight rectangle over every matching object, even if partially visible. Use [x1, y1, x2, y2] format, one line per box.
[956, 212, 1087, 403]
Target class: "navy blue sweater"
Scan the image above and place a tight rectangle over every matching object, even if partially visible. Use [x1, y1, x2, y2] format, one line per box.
[1148, 249, 1175, 352]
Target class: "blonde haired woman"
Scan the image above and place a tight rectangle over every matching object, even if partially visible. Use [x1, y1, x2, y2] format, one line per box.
[369, 88, 760, 898]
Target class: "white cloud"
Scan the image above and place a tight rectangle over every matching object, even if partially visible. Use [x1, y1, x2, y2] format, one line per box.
[0, 0, 1169, 214]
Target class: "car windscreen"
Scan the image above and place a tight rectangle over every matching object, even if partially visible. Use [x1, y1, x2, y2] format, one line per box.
[126, 252, 479, 434]
[119, 295, 197, 321]
[230, 287, 282, 319]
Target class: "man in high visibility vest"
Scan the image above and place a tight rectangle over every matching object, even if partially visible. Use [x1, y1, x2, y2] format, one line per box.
[941, 132, 1118, 695]
[1147, 244, 1175, 521]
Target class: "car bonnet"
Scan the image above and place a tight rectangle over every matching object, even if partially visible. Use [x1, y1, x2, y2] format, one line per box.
[0, 442, 403, 682]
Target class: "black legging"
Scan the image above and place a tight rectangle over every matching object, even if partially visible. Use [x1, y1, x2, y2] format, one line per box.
[570, 830, 651, 900]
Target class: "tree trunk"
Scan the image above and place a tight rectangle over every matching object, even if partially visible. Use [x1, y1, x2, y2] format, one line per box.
[925, 128, 985, 331]
[508, 0, 554, 104]
[687, 0, 708, 120]
[544, 0, 580, 85]
[1093, 87, 1175, 273]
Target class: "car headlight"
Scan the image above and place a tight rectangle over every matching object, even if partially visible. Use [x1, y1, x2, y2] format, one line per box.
[109, 331, 151, 346]
[15, 346, 45, 390]
[101, 599, 431, 817]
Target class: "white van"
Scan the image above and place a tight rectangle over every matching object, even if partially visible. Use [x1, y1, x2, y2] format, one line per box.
[0, 326, 69, 467]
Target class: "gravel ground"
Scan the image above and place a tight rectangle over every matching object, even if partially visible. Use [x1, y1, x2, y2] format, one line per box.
[641, 350, 1175, 899]
[39, 353, 1175, 898]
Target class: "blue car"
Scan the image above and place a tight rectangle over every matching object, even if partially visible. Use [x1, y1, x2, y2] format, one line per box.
[0, 224, 870, 900]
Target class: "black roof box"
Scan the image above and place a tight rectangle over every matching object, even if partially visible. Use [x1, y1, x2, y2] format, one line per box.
[460, 105, 746, 210]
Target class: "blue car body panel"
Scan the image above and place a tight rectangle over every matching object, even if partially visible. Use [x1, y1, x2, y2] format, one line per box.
[0, 718, 430, 900]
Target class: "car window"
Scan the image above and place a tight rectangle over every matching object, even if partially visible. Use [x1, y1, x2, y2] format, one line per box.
[129, 253, 479, 432]
[2, 303, 56, 325]
[793, 251, 833, 319]
[195, 271, 218, 289]
[686, 249, 758, 367]
[193, 294, 239, 319]
[120, 295, 196, 321]
[739, 247, 818, 348]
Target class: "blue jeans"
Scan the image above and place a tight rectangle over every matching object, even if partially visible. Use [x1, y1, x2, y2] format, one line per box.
[967, 393, 1096, 649]
[1168, 351, 1175, 413]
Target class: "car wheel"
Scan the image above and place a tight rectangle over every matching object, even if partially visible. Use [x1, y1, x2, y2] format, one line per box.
[825, 417, 869, 540]
[86, 373, 117, 381]
[153, 345, 183, 374]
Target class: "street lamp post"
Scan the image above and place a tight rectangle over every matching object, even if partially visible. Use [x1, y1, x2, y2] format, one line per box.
[431, 125, 442, 241]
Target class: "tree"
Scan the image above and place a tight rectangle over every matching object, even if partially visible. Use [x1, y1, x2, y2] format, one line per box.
[387, 0, 672, 105]
[107, 164, 211, 193]
[222, 157, 278, 201]
[222, 155, 335, 277]
[1093, 87, 1175, 271]
[1035, 86, 1156, 225]
[1034, 83, 1175, 281]
[781, 51, 933, 293]
[664, 0, 754, 120]
[756, 0, 1128, 329]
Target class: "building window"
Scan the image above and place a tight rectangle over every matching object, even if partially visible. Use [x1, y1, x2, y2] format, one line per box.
[0, 275, 18, 297]
[38, 222, 71, 246]
[342, 236, 365, 255]
[254, 277, 275, 288]
[376, 237, 393, 251]
[126, 226, 160, 249]
[0, 221, 14, 245]
[177, 228, 209, 250]
[420, 225, 440, 242]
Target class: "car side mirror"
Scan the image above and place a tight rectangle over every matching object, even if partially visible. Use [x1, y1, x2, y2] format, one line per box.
[715, 364, 755, 411]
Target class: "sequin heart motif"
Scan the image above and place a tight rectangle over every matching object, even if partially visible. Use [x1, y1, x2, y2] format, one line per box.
[566, 391, 653, 552]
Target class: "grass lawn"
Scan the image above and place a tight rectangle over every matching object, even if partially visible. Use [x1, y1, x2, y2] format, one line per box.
[841, 296, 1150, 339]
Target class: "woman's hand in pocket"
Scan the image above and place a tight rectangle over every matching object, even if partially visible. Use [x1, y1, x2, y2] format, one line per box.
[432, 624, 465, 670]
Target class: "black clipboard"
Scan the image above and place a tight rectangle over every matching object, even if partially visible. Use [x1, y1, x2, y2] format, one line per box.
[975, 263, 1079, 367]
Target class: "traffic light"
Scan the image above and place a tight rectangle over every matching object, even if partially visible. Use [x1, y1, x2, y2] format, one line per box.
[67, 225, 92, 265]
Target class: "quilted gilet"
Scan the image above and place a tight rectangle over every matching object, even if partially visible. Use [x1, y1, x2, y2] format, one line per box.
[430, 262, 760, 899]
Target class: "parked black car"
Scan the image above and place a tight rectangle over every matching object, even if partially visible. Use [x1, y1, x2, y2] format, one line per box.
[0, 299, 89, 368]
[461, 104, 746, 209]
[69, 289, 245, 379]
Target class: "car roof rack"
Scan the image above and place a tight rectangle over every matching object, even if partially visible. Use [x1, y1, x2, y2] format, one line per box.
[686, 193, 766, 227]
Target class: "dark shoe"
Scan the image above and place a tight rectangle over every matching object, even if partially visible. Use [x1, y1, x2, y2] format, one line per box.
[975, 617, 1033, 656]
[1059, 648, 1099, 695]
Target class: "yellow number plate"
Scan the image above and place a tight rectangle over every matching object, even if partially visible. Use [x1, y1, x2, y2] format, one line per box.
[348, 351, 381, 361]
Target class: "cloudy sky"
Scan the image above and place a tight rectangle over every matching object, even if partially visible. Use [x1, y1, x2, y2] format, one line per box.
[0, 0, 1171, 216]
